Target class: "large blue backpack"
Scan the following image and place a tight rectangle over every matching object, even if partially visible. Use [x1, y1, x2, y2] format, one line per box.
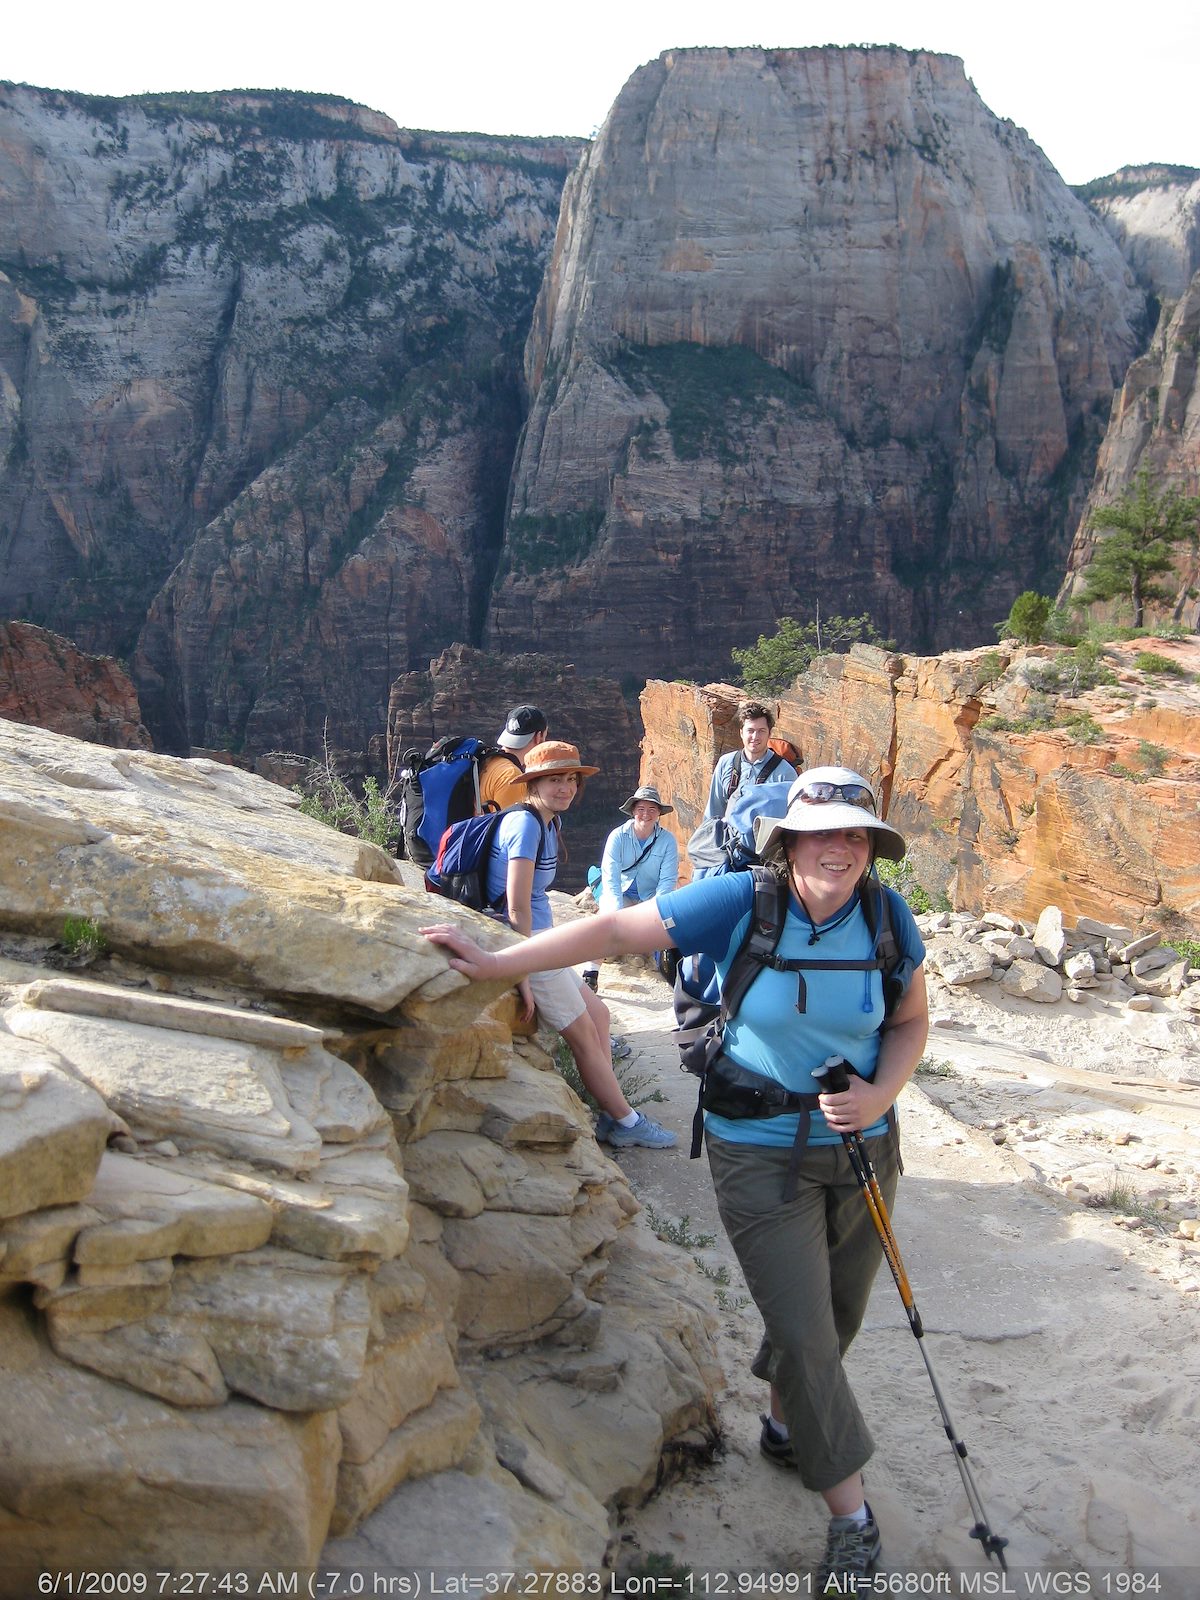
[396, 736, 519, 866]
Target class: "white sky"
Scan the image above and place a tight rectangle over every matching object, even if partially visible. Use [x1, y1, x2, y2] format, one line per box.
[6, 1, 1199, 188]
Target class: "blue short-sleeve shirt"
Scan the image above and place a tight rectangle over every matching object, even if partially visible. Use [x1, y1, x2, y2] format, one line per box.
[657, 873, 925, 1146]
[484, 808, 558, 931]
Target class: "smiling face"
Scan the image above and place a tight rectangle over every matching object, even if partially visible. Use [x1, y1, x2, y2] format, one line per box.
[629, 799, 661, 838]
[741, 717, 771, 762]
[528, 771, 580, 817]
[784, 826, 871, 918]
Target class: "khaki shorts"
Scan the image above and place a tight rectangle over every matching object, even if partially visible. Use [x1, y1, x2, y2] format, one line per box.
[528, 966, 588, 1032]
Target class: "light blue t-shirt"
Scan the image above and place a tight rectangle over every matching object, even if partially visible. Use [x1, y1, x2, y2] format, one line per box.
[484, 807, 557, 931]
[657, 873, 924, 1146]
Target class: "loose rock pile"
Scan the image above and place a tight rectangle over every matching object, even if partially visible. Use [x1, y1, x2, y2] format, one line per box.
[918, 904, 1200, 1023]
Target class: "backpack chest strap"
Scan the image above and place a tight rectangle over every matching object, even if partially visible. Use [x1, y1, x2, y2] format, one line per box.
[753, 951, 885, 1014]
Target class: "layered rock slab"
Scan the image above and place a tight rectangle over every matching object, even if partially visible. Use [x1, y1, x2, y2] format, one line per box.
[0, 714, 724, 1572]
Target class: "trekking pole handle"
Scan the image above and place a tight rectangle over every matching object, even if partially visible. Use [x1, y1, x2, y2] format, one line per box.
[814, 1056, 852, 1094]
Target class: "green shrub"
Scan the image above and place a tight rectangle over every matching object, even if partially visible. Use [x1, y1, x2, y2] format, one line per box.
[875, 857, 935, 914]
[1057, 711, 1103, 744]
[1165, 936, 1200, 966]
[972, 650, 1007, 691]
[915, 1055, 957, 1078]
[1109, 743, 1168, 782]
[978, 690, 1057, 734]
[1136, 740, 1168, 776]
[1024, 642, 1117, 695]
[1044, 605, 1085, 645]
[290, 744, 399, 852]
[61, 916, 108, 960]
[553, 1039, 664, 1112]
[732, 612, 893, 693]
[996, 591, 1052, 645]
[1134, 651, 1187, 677]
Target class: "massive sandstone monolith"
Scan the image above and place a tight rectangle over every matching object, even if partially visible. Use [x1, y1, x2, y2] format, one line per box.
[486, 46, 1146, 682]
[0, 83, 579, 759]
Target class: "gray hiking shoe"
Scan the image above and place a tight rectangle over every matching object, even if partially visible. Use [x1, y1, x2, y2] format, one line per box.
[816, 1504, 881, 1596]
[611, 1037, 633, 1062]
[759, 1414, 797, 1470]
[594, 1112, 615, 1142]
[605, 1111, 678, 1149]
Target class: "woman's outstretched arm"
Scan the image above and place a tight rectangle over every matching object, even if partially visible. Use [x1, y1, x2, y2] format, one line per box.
[420, 900, 670, 985]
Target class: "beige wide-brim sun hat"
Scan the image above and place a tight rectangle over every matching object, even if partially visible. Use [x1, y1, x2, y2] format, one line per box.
[754, 766, 907, 862]
[512, 740, 600, 782]
[619, 784, 674, 817]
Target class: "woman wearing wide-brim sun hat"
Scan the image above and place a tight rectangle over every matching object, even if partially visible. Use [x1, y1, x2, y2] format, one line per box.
[421, 762, 927, 1589]
[480, 741, 677, 1152]
[753, 765, 908, 864]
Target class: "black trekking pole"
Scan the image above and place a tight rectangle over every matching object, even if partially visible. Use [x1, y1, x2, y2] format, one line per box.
[814, 1057, 1009, 1572]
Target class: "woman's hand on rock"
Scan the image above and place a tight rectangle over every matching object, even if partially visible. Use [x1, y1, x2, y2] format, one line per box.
[419, 924, 498, 981]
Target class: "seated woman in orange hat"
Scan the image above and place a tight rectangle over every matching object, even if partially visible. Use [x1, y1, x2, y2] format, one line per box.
[485, 741, 677, 1151]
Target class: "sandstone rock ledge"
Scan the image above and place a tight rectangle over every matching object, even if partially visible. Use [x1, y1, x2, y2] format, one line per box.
[0, 717, 720, 1582]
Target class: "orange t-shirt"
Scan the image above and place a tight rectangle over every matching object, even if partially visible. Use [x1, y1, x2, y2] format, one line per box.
[478, 752, 527, 812]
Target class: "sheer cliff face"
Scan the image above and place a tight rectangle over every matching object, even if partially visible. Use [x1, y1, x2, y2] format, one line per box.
[1063, 175, 1200, 623]
[489, 46, 1146, 679]
[1087, 168, 1200, 301]
[0, 85, 578, 754]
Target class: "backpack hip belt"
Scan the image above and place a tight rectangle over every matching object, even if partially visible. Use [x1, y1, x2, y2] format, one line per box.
[699, 1053, 900, 1202]
[700, 1053, 822, 1120]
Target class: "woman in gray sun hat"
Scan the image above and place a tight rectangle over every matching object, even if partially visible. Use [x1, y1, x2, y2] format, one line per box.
[581, 784, 680, 998]
[421, 763, 928, 1591]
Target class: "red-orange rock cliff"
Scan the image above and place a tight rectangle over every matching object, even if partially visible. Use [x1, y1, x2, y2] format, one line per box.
[639, 639, 1200, 929]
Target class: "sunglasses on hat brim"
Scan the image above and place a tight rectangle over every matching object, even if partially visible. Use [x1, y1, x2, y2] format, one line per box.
[793, 780, 877, 812]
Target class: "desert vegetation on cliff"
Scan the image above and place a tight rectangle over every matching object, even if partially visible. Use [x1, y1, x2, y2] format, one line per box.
[1081, 471, 1200, 628]
[731, 613, 893, 693]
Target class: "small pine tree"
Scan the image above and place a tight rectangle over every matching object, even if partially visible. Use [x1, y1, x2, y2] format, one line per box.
[1081, 471, 1200, 628]
[997, 592, 1052, 645]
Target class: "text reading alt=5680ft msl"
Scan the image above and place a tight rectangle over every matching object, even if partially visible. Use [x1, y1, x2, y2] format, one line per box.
[34, 1574, 1168, 1598]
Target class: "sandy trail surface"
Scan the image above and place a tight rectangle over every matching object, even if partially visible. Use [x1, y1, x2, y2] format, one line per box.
[591, 955, 1200, 1598]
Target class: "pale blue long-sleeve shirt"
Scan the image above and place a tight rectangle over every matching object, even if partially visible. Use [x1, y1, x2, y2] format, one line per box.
[598, 821, 679, 912]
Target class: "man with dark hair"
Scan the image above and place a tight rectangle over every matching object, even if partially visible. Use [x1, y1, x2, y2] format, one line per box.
[479, 705, 549, 812]
[703, 700, 796, 823]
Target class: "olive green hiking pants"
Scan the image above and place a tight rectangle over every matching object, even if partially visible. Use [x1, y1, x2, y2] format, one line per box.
[706, 1130, 899, 1493]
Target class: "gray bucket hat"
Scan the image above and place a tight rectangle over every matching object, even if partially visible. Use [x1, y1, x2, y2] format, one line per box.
[753, 766, 907, 862]
[619, 784, 674, 817]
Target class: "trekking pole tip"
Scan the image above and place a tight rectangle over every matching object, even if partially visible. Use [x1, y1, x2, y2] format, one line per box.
[970, 1523, 1009, 1571]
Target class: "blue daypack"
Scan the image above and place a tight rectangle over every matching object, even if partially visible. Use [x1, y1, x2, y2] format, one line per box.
[424, 804, 547, 916]
[397, 736, 519, 866]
